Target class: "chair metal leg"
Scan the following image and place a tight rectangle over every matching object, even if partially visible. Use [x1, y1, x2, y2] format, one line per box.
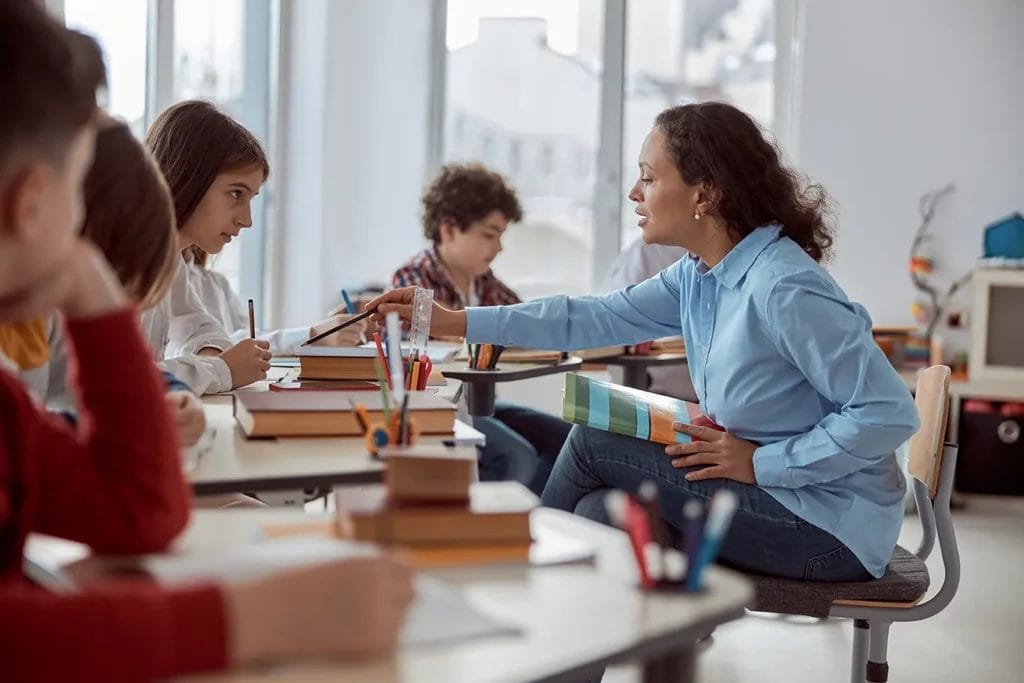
[866, 619, 892, 683]
[851, 619, 869, 683]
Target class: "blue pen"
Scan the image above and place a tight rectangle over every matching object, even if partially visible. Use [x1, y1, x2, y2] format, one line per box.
[684, 490, 738, 591]
[341, 289, 357, 314]
[341, 289, 368, 345]
[681, 499, 706, 584]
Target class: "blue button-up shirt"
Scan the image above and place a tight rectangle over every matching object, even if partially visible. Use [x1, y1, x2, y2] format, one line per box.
[467, 224, 919, 577]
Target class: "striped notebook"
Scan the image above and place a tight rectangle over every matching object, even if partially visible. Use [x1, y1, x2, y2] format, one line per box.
[562, 373, 702, 445]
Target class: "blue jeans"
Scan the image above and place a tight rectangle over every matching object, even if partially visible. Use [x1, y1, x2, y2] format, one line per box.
[474, 401, 572, 495]
[540, 425, 871, 581]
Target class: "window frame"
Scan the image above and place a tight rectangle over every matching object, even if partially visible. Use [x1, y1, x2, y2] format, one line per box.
[428, 0, 804, 290]
[56, 0, 277, 314]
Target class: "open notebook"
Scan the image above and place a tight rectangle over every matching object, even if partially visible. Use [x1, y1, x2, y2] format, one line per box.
[24, 534, 518, 647]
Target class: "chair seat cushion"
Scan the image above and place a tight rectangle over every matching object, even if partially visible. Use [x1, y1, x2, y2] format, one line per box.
[747, 546, 930, 618]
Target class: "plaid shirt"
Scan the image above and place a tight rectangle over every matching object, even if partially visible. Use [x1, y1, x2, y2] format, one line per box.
[392, 248, 520, 310]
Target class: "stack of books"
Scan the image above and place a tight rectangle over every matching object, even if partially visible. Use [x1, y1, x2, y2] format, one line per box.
[335, 446, 537, 565]
[233, 391, 456, 438]
[297, 346, 402, 381]
[650, 335, 686, 354]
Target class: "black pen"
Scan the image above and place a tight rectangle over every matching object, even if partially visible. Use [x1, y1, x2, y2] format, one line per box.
[300, 308, 375, 346]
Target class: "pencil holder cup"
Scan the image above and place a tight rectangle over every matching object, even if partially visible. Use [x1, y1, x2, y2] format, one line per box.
[644, 577, 704, 594]
[466, 380, 497, 417]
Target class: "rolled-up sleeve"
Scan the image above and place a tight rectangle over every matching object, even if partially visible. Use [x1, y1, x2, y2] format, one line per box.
[753, 271, 919, 488]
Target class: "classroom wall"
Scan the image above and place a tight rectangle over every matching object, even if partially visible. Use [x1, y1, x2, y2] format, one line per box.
[796, 0, 1024, 333]
[273, 0, 1024, 339]
[274, 0, 434, 327]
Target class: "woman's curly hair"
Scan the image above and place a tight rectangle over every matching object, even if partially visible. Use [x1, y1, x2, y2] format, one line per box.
[655, 102, 834, 263]
[422, 163, 523, 243]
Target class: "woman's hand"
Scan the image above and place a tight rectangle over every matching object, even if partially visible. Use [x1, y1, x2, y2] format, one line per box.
[308, 313, 366, 347]
[364, 286, 467, 339]
[666, 418, 758, 484]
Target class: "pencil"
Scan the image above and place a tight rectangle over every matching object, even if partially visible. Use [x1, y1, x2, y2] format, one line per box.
[300, 308, 375, 346]
[409, 359, 421, 392]
[247, 299, 256, 339]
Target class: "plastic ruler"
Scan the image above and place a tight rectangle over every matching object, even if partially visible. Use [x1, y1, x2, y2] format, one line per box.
[409, 287, 434, 355]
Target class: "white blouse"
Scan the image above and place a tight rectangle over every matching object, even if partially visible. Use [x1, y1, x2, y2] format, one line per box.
[185, 260, 309, 356]
[140, 259, 233, 394]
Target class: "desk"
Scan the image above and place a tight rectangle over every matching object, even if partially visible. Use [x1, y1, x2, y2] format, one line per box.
[163, 507, 752, 683]
[899, 370, 1024, 442]
[595, 353, 688, 391]
[189, 398, 485, 496]
[440, 356, 584, 417]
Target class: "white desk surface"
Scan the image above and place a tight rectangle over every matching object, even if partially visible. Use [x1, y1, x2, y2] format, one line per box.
[189, 392, 484, 496]
[171, 507, 753, 683]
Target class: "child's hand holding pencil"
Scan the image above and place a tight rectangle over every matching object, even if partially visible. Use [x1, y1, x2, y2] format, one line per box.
[305, 313, 368, 347]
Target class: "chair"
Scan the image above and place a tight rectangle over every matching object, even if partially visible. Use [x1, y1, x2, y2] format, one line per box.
[745, 365, 961, 683]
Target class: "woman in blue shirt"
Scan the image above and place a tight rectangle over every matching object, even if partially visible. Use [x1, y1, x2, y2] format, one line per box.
[368, 102, 919, 581]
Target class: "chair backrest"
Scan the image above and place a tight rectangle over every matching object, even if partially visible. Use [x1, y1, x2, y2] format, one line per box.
[907, 365, 952, 498]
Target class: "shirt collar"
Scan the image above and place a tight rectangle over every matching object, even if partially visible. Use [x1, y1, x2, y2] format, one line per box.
[706, 224, 782, 289]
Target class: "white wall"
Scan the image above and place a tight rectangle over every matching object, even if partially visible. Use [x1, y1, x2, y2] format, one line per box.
[274, 0, 434, 327]
[797, 0, 1024, 330]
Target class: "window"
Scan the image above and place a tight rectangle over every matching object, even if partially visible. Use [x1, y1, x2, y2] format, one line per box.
[63, 0, 148, 135]
[620, 0, 777, 247]
[58, 0, 275, 308]
[443, 0, 606, 298]
[172, 0, 272, 302]
[439, 0, 785, 294]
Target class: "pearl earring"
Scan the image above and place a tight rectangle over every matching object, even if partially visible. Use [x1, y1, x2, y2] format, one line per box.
[694, 211, 701, 220]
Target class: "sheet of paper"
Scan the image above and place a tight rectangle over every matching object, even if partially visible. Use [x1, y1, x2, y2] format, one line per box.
[402, 576, 519, 646]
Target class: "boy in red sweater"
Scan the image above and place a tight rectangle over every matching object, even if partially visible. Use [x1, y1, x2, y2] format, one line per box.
[0, 3, 412, 680]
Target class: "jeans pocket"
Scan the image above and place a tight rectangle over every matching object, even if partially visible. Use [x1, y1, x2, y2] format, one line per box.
[802, 545, 849, 581]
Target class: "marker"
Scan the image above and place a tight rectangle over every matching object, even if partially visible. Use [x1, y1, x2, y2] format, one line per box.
[685, 490, 738, 591]
[682, 499, 706, 584]
[605, 491, 655, 588]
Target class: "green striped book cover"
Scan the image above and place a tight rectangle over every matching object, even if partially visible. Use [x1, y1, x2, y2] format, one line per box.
[562, 373, 702, 445]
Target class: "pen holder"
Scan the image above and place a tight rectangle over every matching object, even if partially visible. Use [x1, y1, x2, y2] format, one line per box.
[464, 372, 498, 417]
[643, 578, 704, 594]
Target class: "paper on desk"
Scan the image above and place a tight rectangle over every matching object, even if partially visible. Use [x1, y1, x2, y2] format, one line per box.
[403, 576, 519, 647]
[145, 538, 518, 646]
[143, 536, 375, 584]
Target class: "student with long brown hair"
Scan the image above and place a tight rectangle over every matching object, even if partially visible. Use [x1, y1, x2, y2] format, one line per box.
[368, 101, 920, 582]
[145, 100, 365, 355]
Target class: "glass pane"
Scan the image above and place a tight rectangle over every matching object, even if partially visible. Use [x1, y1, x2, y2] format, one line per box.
[173, 0, 246, 105]
[444, 0, 606, 298]
[173, 0, 250, 296]
[620, 0, 776, 247]
[64, 0, 148, 135]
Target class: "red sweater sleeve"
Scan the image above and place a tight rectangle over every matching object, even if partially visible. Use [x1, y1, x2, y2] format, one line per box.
[0, 581, 227, 682]
[30, 309, 191, 553]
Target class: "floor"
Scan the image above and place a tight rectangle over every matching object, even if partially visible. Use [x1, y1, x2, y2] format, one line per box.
[605, 494, 1024, 683]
